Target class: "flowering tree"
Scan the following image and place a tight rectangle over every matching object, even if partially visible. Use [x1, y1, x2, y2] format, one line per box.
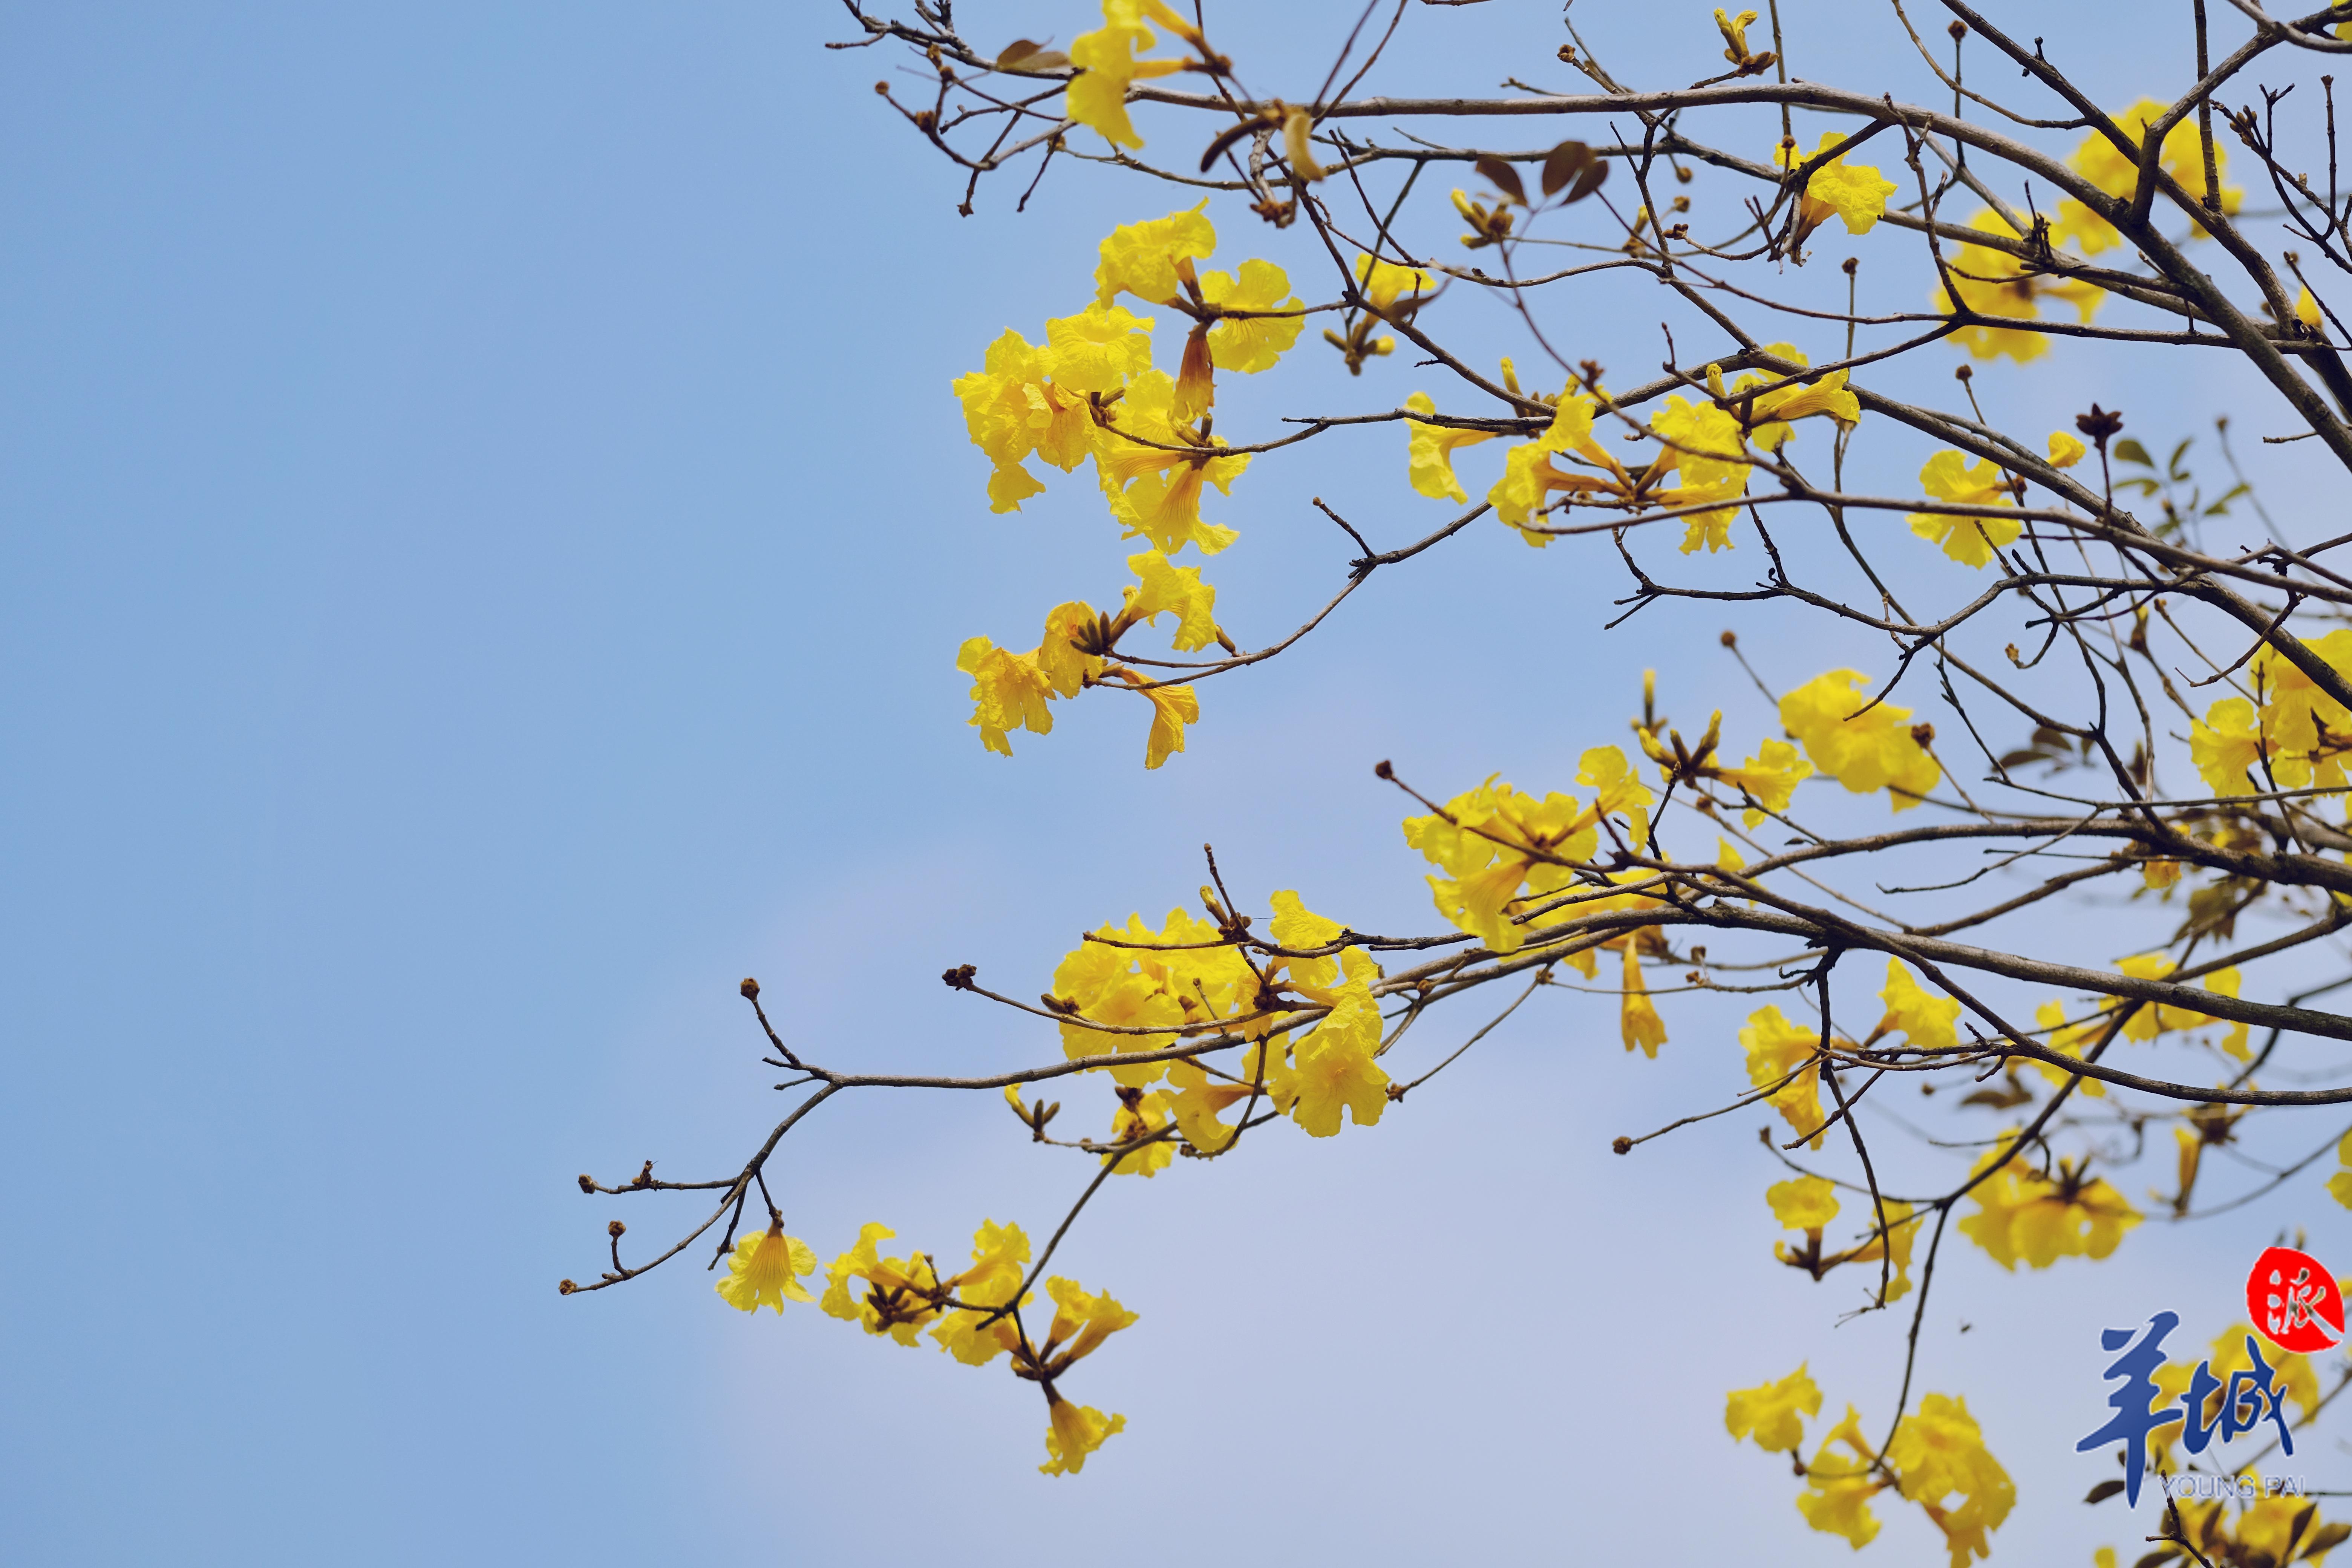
[567, 1, 2352, 1560]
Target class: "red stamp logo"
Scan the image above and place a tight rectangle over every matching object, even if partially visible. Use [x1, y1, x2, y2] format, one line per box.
[2246, 1246, 2344, 1355]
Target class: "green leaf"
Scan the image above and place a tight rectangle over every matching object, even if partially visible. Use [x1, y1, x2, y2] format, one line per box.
[2113, 438, 2154, 466]
[2167, 436, 2194, 479]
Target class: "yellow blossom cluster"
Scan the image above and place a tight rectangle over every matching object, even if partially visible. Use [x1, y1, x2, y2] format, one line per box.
[761, 1214, 1142, 1475]
[1956, 1134, 2140, 1269]
[950, 204, 1311, 767]
[1726, 1368, 2013, 1565]
[1046, 892, 1392, 1139]
[1933, 208, 2105, 363]
[1779, 670, 1942, 810]
[2051, 97, 2244, 256]
[2191, 629, 2352, 798]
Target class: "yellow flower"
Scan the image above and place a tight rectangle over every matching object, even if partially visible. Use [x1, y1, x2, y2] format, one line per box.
[1048, 907, 1261, 1083]
[1402, 757, 1652, 954]
[1199, 258, 1303, 372]
[820, 1222, 945, 1345]
[1040, 1395, 1127, 1476]
[1485, 389, 1625, 546]
[1619, 943, 1667, 1057]
[1713, 737, 1814, 826]
[1775, 130, 1900, 243]
[1404, 391, 1496, 502]
[2330, 1128, 2352, 1209]
[1045, 301, 1157, 395]
[1066, 0, 1192, 150]
[1769, 1174, 1841, 1232]
[952, 327, 1101, 512]
[1104, 1087, 1176, 1175]
[1036, 600, 1103, 697]
[1888, 1393, 2014, 1567]
[1935, 208, 2105, 361]
[1165, 1051, 1260, 1153]
[1874, 960, 1960, 1051]
[2026, 1000, 2109, 1096]
[1094, 369, 1249, 557]
[2190, 695, 2264, 796]
[1042, 1274, 1139, 1369]
[1715, 8, 1760, 64]
[1779, 669, 1942, 809]
[1122, 548, 1220, 652]
[1353, 253, 1433, 314]
[928, 1220, 1034, 1365]
[1282, 946, 1390, 1136]
[1095, 201, 1216, 306]
[2048, 430, 2087, 468]
[715, 1214, 817, 1314]
[1133, 678, 1197, 769]
[1726, 1363, 1822, 1453]
[2051, 98, 2242, 255]
[1797, 1406, 1886, 1548]
[1649, 392, 1751, 553]
[2300, 285, 2325, 331]
[1742, 1005, 1826, 1147]
[1709, 345, 1860, 454]
[1957, 1139, 2140, 1269]
[1268, 888, 1343, 989]
[2246, 628, 2352, 790]
[956, 637, 1056, 756]
[1908, 450, 2021, 567]
[1847, 1199, 1919, 1302]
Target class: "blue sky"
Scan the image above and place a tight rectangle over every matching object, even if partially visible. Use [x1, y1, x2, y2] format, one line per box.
[4, 2, 2347, 1563]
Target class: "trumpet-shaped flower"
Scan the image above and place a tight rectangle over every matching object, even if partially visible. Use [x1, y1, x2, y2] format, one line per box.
[1200, 259, 1303, 372]
[1404, 391, 1496, 502]
[952, 328, 1096, 511]
[1958, 1139, 2140, 1269]
[1485, 389, 1625, 545]
[1067, 0, 1191, 150]
[1934, 208, 2104, 361]
[1104, 1088, 1176, 1175]
[1268, 889, 1343, 989]
[2051, 98, 2242, 254]
[956, 637, 1057, 756]
[1122, 548, 1220, 651]
[1725, 1364, 1822, 1453]
[1134, 678, 1198, 769]
[2190, 696, 2264, 796]
[1354, 253, 1433, 314]
[1775, 129, 1899, 242]
[716, 1215, 817, 1314]
[1047, 906, 1257, 1083]
[1874, 959, 1960, 1051]
[1095, 202, 1216, 306]
[927, 1219, 1033, 1366]
[1619, 943, 1667, 1057]
[1282, 947, 1390, 1136]
[1779, 669, 1942, 809]
[1798, 1406, 1887, 1548]
[1742, 1005, 1827, 1147]
[1165, 1050, 1263, 1153]
[1768, 1174, 1841, 1232]
[1043, 1274, 1139, 1370]
[821, 1222, 945, 1345]
[1888, 1393, 2014, 1566]
[1040, 1395, 1127, 1476]
[1402, 755, 1652, 954]
[1908, 450, 2021, 567]
[1713, 738, 1815, 826]
[1094, 369, 1249, 557]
